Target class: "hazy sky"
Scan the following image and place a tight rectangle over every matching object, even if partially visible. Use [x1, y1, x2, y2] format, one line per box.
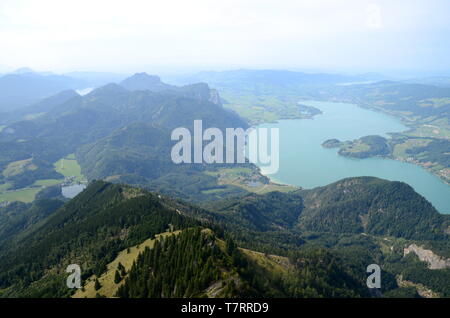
[0, 0, 449, 75]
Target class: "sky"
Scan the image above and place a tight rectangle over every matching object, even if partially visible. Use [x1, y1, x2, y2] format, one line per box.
[0, 0, 449, 76]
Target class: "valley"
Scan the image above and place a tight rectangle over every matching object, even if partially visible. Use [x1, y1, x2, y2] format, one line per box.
[316, 81, 450, 185]
[0, 69, 449, 299]
[251, 101, 450, 214]
[186, 71, 450, 192]
[1, 0, 450, 306]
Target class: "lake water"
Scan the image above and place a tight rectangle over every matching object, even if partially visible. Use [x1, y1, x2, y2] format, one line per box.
[255, 100, 450, 214]
[62, 184, 87, 199]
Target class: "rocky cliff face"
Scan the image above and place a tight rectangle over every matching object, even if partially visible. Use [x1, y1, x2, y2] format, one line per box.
[209, 88, 221, 105]
[404, 244, 450, 269]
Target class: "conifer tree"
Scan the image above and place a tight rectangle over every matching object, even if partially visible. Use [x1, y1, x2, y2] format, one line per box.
[94, 278, 101, 291]
[114, 270, 122, 284]
[118, 262, 126, 276]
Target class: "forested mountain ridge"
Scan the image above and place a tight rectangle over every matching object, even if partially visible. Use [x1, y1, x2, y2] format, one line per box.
[121, 73, 223, 106]
[169, 69, 384, 90]
[210, 177, 449, 241]
[206, 191, 303, 232]
[297, 177, 449, 240]
[115, 228, 367, 298]
[120, 73, 175, 92]
[74, 121, 248, 201]
[0, 181, 369, 298]
[0, 90, 80, 125]
[0, 74, 248, 193]
[0, 76, 245, 146]
[0, 199, 64, 249]
[0, 181, 199, 297]
[207, 177, 450, 297]
[0, 178, 449, 298]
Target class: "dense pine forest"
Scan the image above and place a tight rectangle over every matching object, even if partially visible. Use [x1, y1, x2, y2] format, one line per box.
[117, 228, 368, 298]
[0, 179, 448, 298]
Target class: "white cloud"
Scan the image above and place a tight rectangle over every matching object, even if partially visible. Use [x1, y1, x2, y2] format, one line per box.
[0, 0, 448, 73]
[366, 3, 382, 29]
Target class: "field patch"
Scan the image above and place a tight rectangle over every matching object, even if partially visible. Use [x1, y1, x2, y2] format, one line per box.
[0, 187, 41, 203]
[205, 167, 297, 194]
[419, 98, 450, 108]
[407, 125, 450, 139]
[239, 248, 292, 275]
[54, 154, 86, 182]
[0, 179, 64, 203]
[393, 138, 432, 158]
[2, 158, 37, 178]
[220, 91, 314, 124]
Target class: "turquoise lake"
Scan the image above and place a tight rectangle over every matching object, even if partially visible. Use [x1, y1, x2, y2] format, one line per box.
[255, 100, 450, 214]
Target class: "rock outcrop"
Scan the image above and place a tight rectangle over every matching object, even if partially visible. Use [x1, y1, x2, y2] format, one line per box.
[404, 244, 450, 269]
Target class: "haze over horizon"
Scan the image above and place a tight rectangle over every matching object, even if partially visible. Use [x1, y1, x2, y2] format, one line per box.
[0, 0, 449, 77]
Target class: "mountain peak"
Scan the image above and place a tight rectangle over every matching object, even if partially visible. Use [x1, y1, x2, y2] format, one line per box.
[129, 72, 161, 81]
[12, 67, 35, 75]
[120, 72, 174, 92]
[88, 83, 128, 96]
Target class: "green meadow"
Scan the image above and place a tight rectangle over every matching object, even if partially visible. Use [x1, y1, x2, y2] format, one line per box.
[220, 91, 307, 124]
[54, 154, 86, 182]
[205, 167, 297, 194]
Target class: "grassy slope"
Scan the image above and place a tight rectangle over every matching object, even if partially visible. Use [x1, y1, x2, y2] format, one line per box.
[221, 91, 289, 124]
[0, 187, 41, 203]
[220, 89, 316, 125]
[73, 231, 181, 298]
[392, 139, 432, 158]
[0, 179, 62, 203]
[205, 167, 297, 194]
[239, 248, 292, 276]
[74, 228, 294, 298]
[2, 159, 37, 178]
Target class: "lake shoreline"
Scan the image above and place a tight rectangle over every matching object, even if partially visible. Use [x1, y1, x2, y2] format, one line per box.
[251, 100, 450, 214]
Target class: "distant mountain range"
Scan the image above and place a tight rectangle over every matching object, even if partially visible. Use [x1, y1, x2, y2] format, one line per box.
[0, 73, 248, 195]
[168, 69, 388, 88]
[0, 70, 88, 112]
[0, 68, 134, 113]
[320, 80, 450, 122]
[402, 76, 450, 88]
[64, 71, 129, 87]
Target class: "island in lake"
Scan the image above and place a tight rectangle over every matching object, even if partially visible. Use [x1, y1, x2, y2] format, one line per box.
[322, 135, 390, 159]
[298, 103, 322, 118]
[322, 134, 450, 185]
